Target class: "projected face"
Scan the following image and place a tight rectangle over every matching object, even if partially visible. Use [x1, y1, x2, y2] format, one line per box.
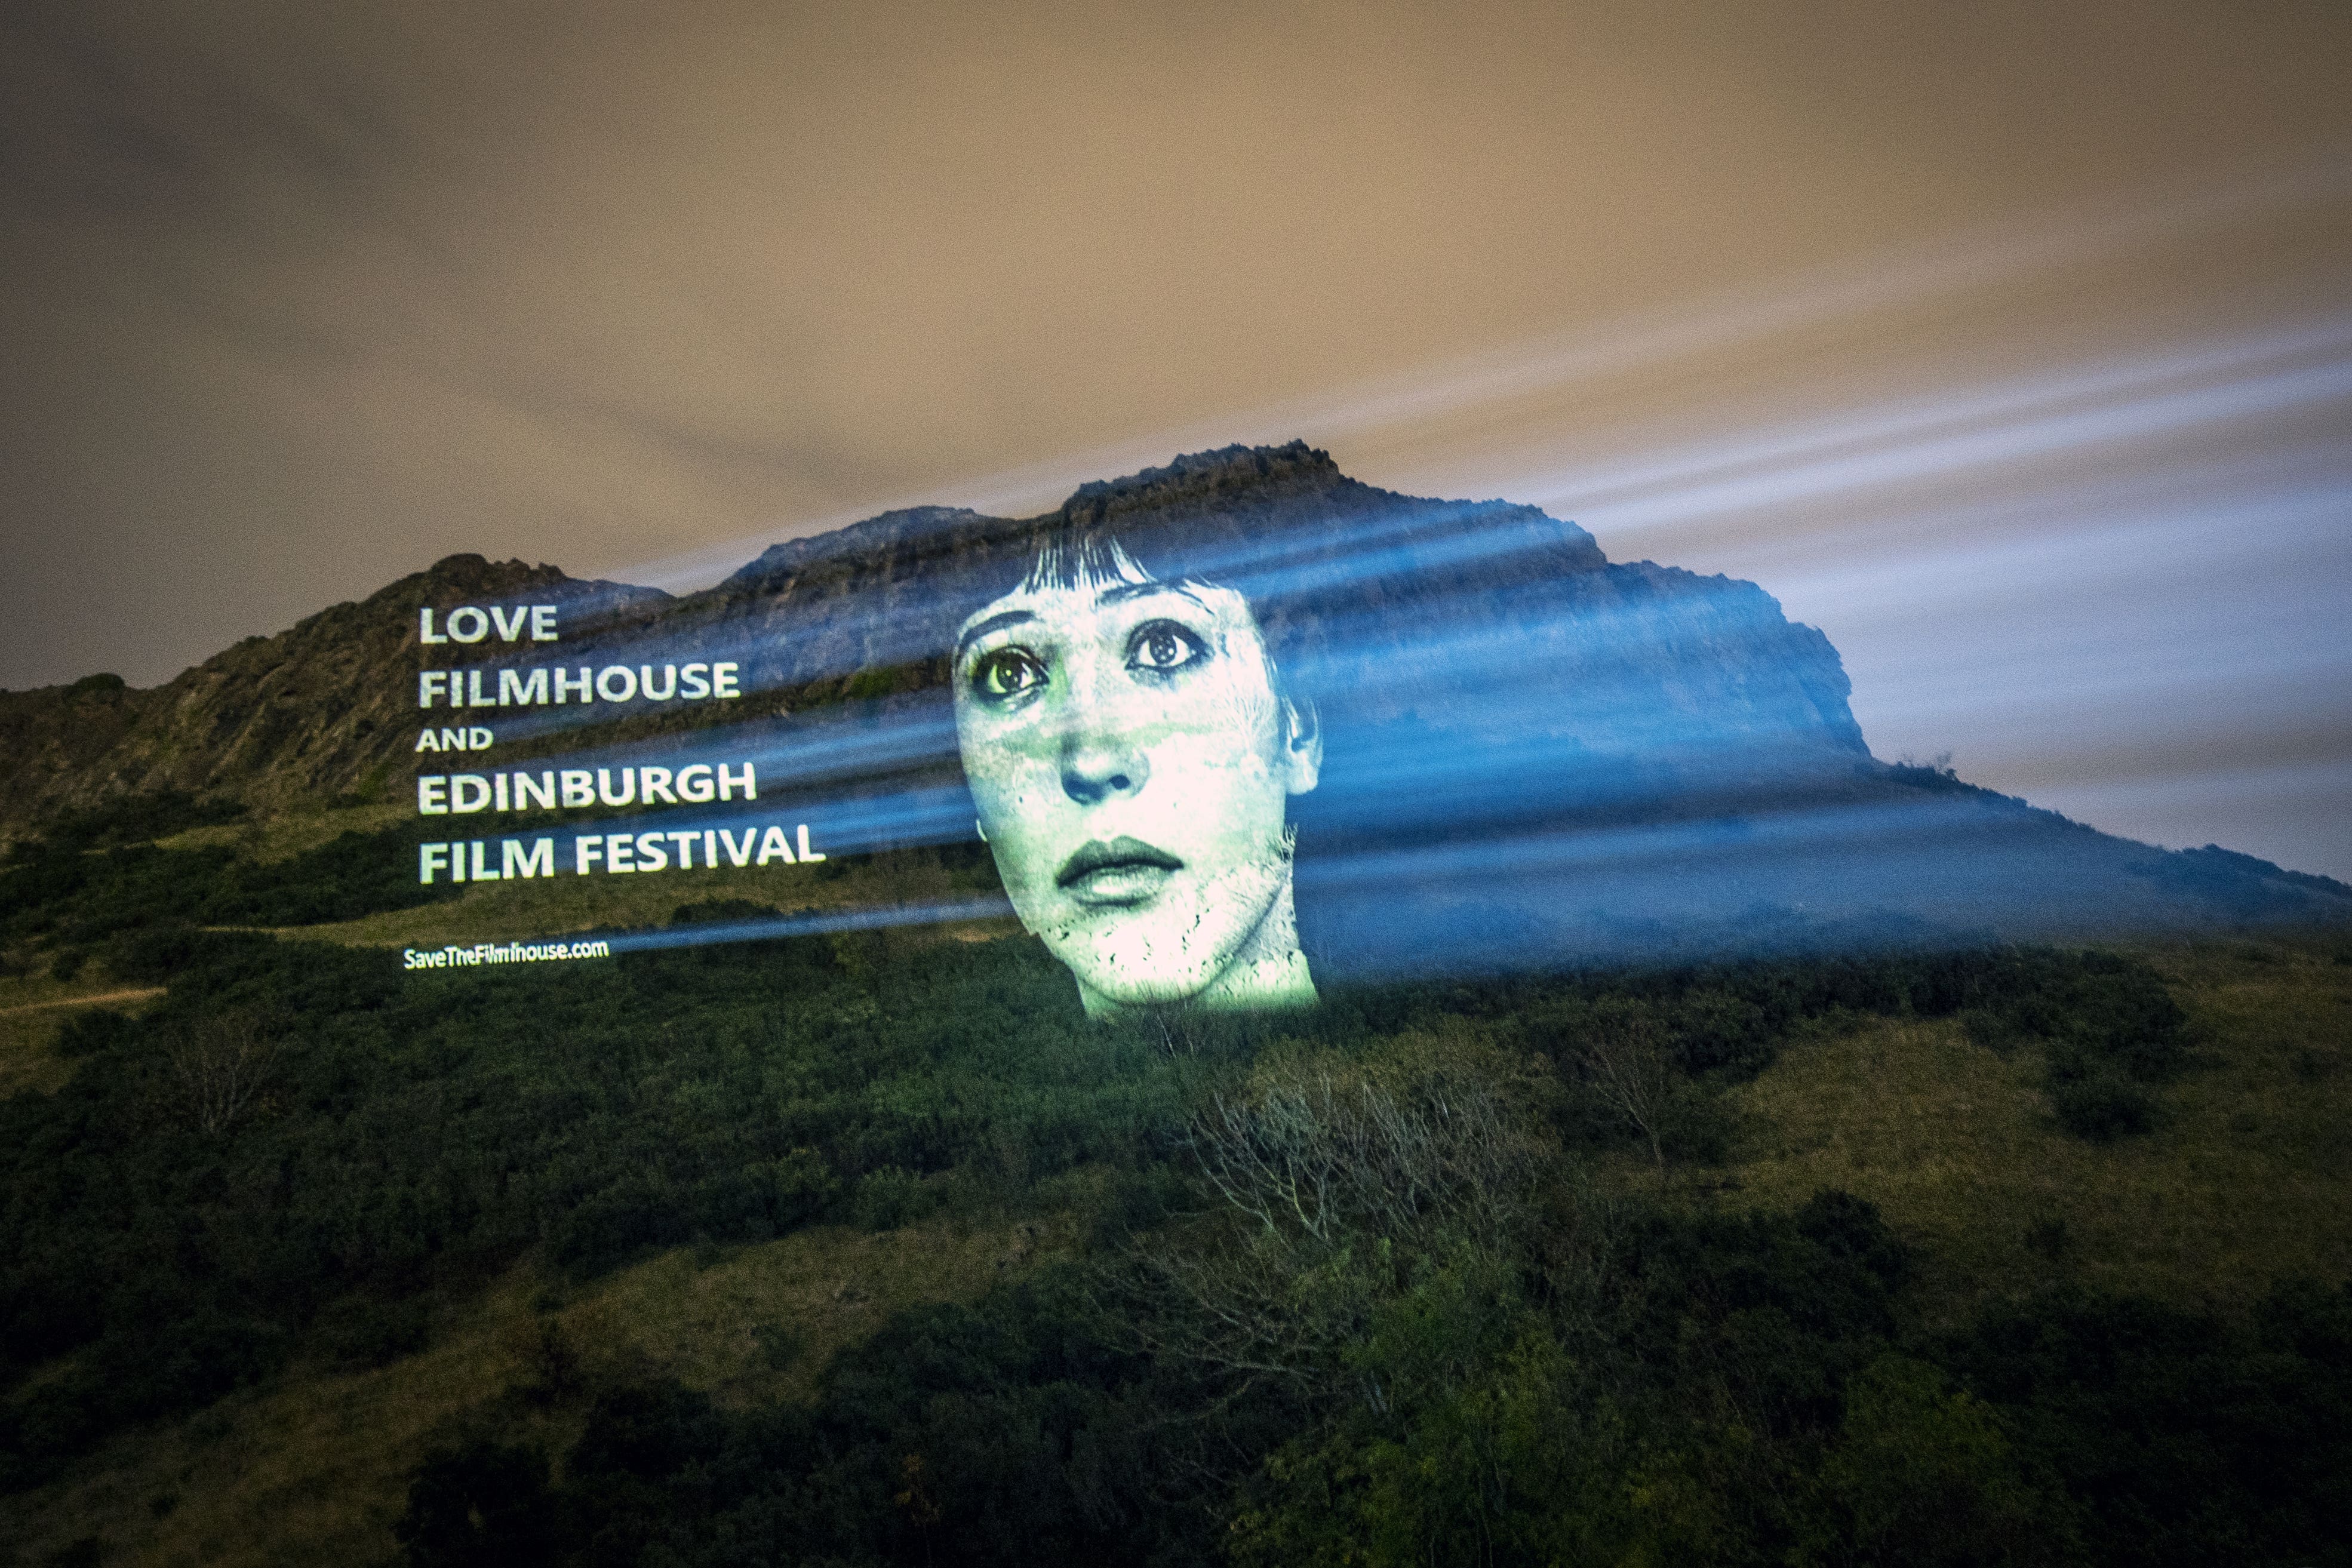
[953, 549, 1321, 1016]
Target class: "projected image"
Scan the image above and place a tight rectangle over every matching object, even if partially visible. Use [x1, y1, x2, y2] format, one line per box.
[7, 6, 2352, 1564]
[953, 528, 1323, 1016]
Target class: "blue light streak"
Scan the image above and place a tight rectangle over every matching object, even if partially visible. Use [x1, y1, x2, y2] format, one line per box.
[480, 156, 2351, 961]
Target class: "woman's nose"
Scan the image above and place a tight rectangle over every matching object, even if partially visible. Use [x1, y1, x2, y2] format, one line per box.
[1052, 645, 1151, 804]
[1059, 726, 1149, 804]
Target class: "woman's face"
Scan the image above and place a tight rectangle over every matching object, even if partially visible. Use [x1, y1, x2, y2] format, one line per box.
[953, 555, 1320, 1012]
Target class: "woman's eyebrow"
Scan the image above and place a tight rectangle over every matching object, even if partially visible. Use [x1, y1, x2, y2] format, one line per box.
[1094, 581, 1209, 611]
[954, 609, 1035, 659]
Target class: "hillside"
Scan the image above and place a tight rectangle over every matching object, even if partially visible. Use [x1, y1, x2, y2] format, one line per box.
[1, 927, 2345, 1566]
[3, 443, 1869, 837]
[0, 559, 670, 833]
[3, 441, 2344, 955]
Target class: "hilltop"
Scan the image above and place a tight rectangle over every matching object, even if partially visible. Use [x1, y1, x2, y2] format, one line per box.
[1, 441, 2344, 956]
[1, 443, 1867, 829]
[0, 558, 669, 828]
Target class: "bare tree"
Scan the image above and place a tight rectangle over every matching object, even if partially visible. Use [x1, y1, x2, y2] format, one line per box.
[1123, 1028, 1560, 1399]
[1566, 998, 1675, 1180]
[1139, 1004, 1202, 1058]
[1131, 1004, 1261, 1059]
[168, 1010, 278, 1136]
[1189, 1059, 1539, 1253]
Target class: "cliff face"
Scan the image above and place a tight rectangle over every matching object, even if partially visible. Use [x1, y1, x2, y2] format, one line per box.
[694, 441, 1869, 763]
[5, 442, 2345, 950]
[1044, 444, 1867, 762]
[0, 556, 668, 832]
[2, 442, 1870, 838]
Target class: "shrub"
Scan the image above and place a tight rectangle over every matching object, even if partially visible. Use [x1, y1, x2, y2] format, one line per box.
[394, 1441, 563, 1567]
[1949, 1283, 2352, 1567]
[1812, 1353, 2078, 1566]
[318, 1298, 433, 1370]
[550, 1175, 691, 1276]
[2050, 1070, 2155, 1142]
[852, 1166, 936, 1231]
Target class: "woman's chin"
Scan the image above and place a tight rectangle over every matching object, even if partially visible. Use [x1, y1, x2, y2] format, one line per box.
[1063, 948, 1230, 1011]
[1062, 933, 1318, 1016]
[1029, 856, 1308, 1016]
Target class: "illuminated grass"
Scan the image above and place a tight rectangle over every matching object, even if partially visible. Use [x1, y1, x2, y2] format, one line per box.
[0, 970, 162, 1099]
[154, 802, 409, 862]
[270, 846, 1007, 949]
[0, 1215, 1070, 1568]
[554, 1212, 1077, 1409]
[1702, 934, 2352, 1329]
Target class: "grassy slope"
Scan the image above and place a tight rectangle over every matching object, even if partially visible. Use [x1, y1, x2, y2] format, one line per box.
[2, 924, 2344, 1566]
[1699, 934, 2352, 1330]
[0, 970, 164, 1099]
[1, 1215, 1076, 1568]
[155, 803, 411, 865]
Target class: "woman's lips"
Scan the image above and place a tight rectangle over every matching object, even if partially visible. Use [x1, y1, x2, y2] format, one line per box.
[1056, 835, 1183, 905]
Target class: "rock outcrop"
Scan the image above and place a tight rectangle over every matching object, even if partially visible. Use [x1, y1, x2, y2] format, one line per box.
[0, 556, 667, 829]
[5, 441, 2344, 960]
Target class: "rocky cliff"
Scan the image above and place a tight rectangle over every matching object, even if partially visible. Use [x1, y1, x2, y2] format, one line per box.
[4, 441, 2345, 956]
[0, 556, 668, 831]
[2, 442, 1870, 834]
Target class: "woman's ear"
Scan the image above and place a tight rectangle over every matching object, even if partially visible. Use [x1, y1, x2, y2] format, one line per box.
[1280, 697, 1323, 794]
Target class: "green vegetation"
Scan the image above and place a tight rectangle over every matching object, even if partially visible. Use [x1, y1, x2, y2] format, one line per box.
[1, 807, 461, 971]
[0, 792, 2347, 1565]
[6, 789, 247, 854]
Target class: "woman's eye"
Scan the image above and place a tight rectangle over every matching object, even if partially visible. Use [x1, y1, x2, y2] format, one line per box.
[1128, 622, 1206, 673]
[971, 648, 1046, 700]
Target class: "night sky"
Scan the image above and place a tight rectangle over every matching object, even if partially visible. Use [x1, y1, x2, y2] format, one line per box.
[3, 2, 2347, 875]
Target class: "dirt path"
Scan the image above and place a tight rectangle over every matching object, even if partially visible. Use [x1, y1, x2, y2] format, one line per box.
[0, 986, 165, 1017]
